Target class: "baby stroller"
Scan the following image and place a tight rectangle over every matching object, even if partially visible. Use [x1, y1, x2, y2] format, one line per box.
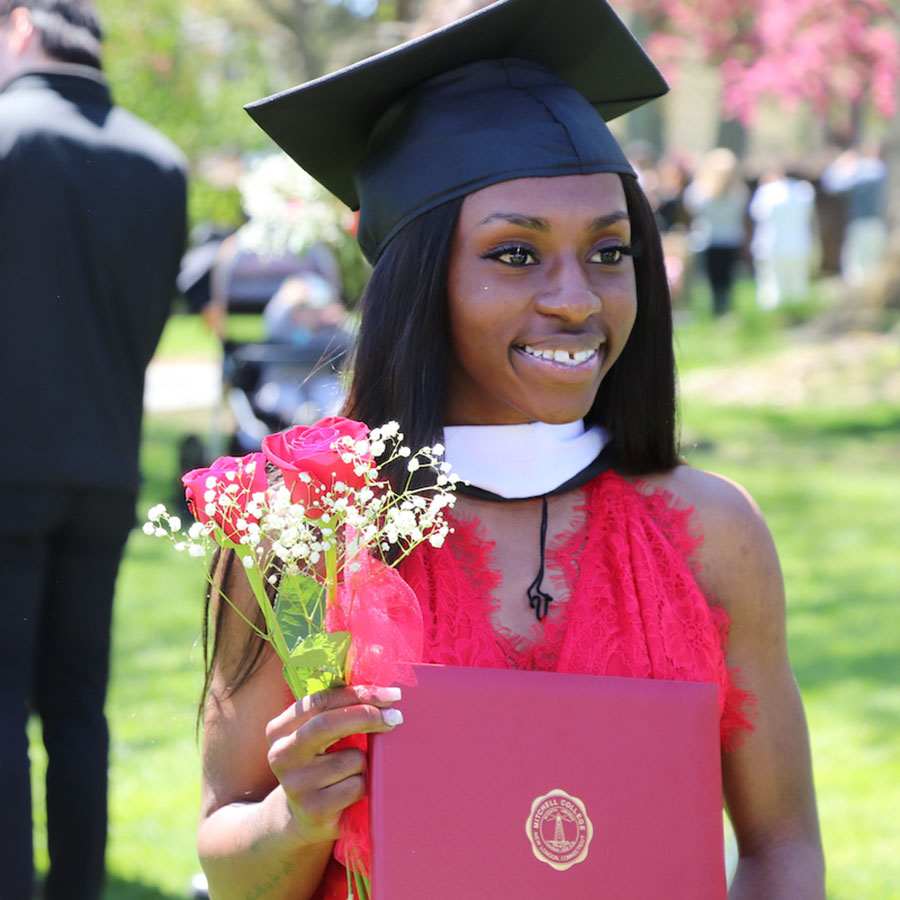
[176, 239, 355, 488]
[221, 327, 353, 455]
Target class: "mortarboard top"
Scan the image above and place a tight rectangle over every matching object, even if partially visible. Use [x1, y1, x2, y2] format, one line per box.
[246, 0, 668, 263]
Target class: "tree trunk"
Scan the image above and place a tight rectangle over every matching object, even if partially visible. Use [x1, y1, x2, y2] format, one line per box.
[395, 0, 423, 22]
[715, 117, 747, 157]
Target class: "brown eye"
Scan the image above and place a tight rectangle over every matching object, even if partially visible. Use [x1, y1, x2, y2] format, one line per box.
[590, 244, 631, 265]
[488, 245, 538, 266]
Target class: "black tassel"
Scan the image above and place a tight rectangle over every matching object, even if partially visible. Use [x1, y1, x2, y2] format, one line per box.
[526, 495, 553, 621]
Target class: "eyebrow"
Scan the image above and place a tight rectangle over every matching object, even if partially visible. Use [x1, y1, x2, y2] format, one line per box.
[478, 212, 549, 231]
[477, 210, 630, 231]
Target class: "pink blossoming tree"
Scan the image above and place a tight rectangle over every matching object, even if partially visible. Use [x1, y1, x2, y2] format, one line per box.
[627, 0, 899, 131]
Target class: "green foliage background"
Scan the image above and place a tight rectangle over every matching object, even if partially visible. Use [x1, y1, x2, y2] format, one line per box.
[96, 0, 419, 230]
[99, 0, 273, 228]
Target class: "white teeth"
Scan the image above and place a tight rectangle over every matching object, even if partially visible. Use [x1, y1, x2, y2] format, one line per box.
[522, 345, 597, 366]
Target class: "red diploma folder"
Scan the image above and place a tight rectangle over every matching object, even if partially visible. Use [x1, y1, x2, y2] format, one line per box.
[370, 664, 726, 899]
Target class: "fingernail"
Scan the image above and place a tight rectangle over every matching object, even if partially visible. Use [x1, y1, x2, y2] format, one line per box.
[358, 685, 402, 704]
[373, 687, 402, 704]
[382, 708, 404, 727]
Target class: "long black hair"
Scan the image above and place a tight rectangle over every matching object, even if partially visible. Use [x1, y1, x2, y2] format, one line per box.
[591, 173, 679, 474]
[343, 173, 679, 476]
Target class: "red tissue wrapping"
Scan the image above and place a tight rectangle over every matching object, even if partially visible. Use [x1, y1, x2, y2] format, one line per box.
[324, 550, 424, 879]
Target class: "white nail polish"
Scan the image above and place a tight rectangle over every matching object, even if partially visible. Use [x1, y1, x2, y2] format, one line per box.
[382, 708, 404, 727]
[376, 687, 403, 703]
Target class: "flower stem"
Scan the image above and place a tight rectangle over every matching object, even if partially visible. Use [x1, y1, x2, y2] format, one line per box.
[239, 550, 291, 663]
[325, 542, 338, 609]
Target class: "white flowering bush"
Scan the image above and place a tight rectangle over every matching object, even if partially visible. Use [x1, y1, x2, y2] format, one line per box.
[236, 153, 355, 260]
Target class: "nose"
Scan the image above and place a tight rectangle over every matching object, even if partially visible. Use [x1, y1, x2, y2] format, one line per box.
[534, 256, 601, 322]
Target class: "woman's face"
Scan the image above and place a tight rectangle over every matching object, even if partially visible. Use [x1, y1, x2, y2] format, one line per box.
[444, 173, 637, 426]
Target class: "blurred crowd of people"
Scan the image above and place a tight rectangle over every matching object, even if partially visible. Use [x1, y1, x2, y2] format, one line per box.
[625, 139, 890, 316]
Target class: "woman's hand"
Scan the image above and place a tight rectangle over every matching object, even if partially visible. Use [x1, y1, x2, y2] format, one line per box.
[266, 684, 403, 844]
[198, 559, 406, 900]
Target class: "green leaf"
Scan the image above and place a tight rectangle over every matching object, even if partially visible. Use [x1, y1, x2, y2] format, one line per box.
[283, 630, 351, 697]
[274, 573, 325, 654]
[288, 629, 351, 666]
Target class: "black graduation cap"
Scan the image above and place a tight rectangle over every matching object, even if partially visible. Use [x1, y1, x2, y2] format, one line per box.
[246, 0, 667, 263]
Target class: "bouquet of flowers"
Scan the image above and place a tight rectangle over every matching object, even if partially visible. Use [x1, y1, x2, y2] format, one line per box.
[145, 416, 459, 899]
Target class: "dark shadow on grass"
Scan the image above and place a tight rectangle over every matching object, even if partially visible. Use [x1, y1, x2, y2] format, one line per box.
[686, 406, 900, 447]
[756, 408, 900, 440]
[794, 649, 900, 694]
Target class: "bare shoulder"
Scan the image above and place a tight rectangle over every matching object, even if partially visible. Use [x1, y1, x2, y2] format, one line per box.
[634, 465, 783, 619]
[637, 463, 767, 539]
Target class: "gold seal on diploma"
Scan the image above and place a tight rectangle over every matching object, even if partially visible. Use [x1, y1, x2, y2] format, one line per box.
[526, 789, 594, 871]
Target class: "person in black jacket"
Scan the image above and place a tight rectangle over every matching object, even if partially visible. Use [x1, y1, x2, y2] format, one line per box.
[0, 3, 187, 897]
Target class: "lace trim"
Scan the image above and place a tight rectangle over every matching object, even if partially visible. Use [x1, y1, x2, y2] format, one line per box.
[401, 470, 756, 750]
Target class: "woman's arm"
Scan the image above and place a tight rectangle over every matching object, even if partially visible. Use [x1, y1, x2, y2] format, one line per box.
[661, 466, 825, 899]
[197, 564, 403, 899]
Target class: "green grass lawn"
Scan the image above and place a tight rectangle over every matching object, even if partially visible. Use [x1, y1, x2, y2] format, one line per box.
[681, 401, 900, 900]
[30, 286, 900, 898]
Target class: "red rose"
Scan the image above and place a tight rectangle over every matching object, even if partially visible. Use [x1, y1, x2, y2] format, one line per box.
[262, 417, 371, 517]
[182, 452, 269, 543]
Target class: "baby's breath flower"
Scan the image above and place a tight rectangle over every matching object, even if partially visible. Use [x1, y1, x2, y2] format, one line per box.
[148, 421, 461, 720]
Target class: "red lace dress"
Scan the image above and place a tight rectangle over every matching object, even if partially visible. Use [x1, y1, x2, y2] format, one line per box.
[403, 469, 754, 745]
[317, 469, 754, 898]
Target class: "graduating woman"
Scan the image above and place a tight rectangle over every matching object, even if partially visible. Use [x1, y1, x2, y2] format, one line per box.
[196, 1, 824, 897]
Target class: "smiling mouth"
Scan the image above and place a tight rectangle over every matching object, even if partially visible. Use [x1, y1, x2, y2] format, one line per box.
[518, 344, 599, 367]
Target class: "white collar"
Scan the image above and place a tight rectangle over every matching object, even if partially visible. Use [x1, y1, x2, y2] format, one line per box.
[442, 421, 609, 499]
